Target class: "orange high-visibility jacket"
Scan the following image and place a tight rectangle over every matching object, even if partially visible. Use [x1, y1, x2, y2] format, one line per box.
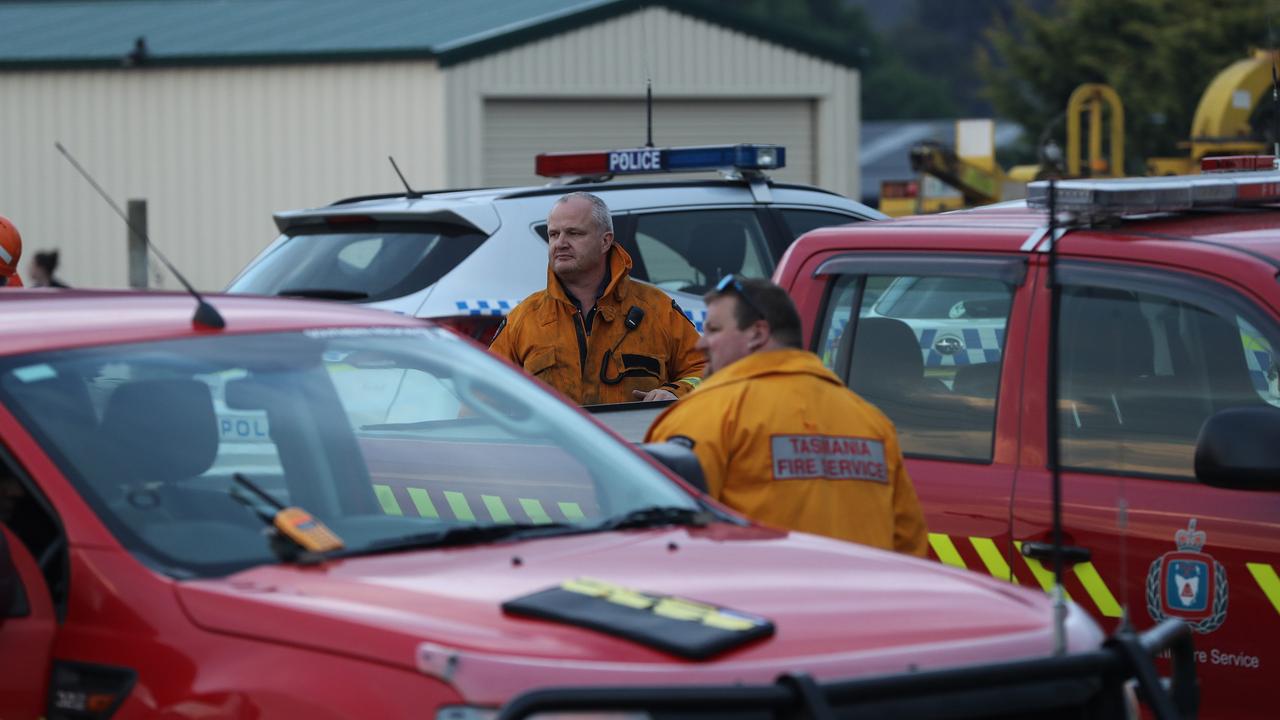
[489, 245, 706, 406]
[646, 348, 928, 557]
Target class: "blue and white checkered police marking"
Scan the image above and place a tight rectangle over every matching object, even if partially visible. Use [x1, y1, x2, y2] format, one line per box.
[455, 300, 516, 317]
[684, 308, 707, 333]
[919, 327, 1004, 367]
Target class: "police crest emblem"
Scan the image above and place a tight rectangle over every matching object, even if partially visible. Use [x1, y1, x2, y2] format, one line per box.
[1146, 518, 1228, 633]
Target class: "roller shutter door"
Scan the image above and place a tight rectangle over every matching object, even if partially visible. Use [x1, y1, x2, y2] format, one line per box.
[483, 98, 814, 187]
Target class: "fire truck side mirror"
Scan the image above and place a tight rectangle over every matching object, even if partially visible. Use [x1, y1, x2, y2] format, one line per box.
[1194, 406, 1280, 491]
[0, 528, 26, 618]
[638, 442, 708, 495]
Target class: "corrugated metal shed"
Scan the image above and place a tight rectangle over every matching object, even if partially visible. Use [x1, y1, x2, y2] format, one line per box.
[0, 0, 863, 290]
[0, 0, 864, 69]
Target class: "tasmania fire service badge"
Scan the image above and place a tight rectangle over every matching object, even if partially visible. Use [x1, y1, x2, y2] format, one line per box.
[1146, 518, 1228, 633]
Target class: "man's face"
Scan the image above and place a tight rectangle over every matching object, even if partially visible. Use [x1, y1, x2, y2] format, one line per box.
[697, 295, 758, 375]
[547, 197, 612, 282]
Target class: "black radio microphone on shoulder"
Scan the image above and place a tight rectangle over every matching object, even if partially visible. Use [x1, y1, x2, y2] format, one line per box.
[625, 305, 645, 330]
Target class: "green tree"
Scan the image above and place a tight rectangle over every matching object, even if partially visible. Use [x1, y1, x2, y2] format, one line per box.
[680, 0, 956, 119]
[981, 0, 1274, 173]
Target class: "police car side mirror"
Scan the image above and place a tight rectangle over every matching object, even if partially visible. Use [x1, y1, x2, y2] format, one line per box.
[638, 442, 708, 495]
[1194, 406, 1280, 491]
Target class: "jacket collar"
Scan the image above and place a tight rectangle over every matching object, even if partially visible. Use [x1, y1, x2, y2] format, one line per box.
[546, 244, 633, 316]
[700, 349, 841, 391]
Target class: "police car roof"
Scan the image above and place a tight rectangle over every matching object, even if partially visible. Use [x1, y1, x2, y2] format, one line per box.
[797, 202, 1280, 265]
[323, 178, 848, 210]
[1, 290, 427, 357]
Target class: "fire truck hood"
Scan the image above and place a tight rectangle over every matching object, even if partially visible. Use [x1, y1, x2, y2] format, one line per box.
[174, 525, 1103, 705]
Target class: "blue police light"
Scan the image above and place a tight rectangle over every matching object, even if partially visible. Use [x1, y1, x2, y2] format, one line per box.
[536, 144, 786, 177]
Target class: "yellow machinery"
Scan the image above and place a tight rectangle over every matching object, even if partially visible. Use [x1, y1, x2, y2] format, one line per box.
[1148, 49, 1275, 175]
[879, 49, 1276, 216]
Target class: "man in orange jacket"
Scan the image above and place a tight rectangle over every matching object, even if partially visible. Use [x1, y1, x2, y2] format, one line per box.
[489, 192, 706, 405]
[646, 275, 928, 556]
[0, 215, 24, 288]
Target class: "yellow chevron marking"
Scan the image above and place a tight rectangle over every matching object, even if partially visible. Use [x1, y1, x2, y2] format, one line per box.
[558, 502, 586, 521]
[1074, 562, 1122, 618]
[969, 536, 1017, 583]
[929, 533, 966, 569]
[482, 495, 513, 523]
[444, 491, 475, 521]
[1248, 563, 1280, 616]
[406, 488, 439, 518]
[519, 498, 552, 525]
[1014, 541, 1074, 601]
[373, 484, 402, 516]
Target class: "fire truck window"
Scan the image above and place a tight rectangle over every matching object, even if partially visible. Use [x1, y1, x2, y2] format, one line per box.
[630, 211, 770, 293]
[1058, 287, 1280, 479]
[819, 273, 1013, 462]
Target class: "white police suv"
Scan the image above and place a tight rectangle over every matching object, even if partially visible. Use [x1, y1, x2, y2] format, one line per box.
[226, 144, 883, 342]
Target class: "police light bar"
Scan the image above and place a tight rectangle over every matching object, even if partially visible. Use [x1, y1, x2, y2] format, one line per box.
[1201, 155, 1278, 173]
[535, 144, 786, 178]
[1027, 170, 1280, 219]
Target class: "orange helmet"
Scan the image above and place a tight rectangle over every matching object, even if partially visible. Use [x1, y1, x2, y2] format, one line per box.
[0, 215, 22, 288]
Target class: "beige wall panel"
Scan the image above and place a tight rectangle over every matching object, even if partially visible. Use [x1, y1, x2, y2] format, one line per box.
[446, 6, 859, 196]
[482, 98, 814, 187]
[0, 62, 444, 290]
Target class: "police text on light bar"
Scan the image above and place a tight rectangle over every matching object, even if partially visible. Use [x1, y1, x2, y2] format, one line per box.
[535, 144, 786, 178]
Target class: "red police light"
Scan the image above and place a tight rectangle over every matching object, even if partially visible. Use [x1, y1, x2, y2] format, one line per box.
[535, 152, 611, 177]
[1201, 155, 1278, 173]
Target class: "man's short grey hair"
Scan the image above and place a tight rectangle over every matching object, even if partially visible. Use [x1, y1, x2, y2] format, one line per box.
[555, 191, 614, 235]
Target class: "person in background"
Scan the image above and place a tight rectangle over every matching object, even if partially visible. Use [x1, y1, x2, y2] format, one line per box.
[645, 275, 928, 557]
[29, 249, 69, 288]
[489, 192, 705, 405]
[0, 215, 24, 288]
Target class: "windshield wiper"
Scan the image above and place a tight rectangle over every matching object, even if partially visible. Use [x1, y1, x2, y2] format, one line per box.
[277, 288, 370, 300]
[592, 505, 711, 531]
[230, 473, 344, 564]
[342, 521, 587, 557]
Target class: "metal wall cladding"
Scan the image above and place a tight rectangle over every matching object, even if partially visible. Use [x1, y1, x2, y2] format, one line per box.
[0, 62, 445, 290]
[446, 6, 859, 194]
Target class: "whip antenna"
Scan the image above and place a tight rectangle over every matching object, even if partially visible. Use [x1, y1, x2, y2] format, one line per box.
[55, 142, 224, 329]
[1044, 175, 1068, 655]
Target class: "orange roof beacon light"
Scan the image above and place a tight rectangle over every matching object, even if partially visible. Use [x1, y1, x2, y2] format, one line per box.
[0, 214, 24, 288]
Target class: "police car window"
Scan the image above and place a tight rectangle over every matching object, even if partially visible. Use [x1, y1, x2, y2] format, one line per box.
[819, 272, 1014, 462]
[778, 209, 859, 239]
[230, 223, 487, 303]
[1058, 287, 1280, 480]
[628, 211, 770, 293]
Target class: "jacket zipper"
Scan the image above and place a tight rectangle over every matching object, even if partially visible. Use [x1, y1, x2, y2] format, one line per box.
[573, 310, 588, 378]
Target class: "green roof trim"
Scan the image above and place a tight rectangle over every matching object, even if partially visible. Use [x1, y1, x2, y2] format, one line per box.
[0, 0, 863, 71]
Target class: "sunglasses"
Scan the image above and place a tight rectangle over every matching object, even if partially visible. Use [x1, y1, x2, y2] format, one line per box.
[714, 274, 766, 321]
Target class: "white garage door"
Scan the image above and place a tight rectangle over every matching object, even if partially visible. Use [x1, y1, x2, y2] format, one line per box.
[483, 98, 815, 187]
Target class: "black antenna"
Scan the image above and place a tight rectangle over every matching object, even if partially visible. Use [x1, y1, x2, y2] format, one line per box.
[645, 78, 654, 148]
[1044, 176, 1068, 654]
[55, 142, 225, 329]
[388, 156, 423, 199]
[1271, 32, 1279, 163]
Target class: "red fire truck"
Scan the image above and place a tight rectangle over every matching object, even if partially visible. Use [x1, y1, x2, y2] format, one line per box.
[0, 291, 1194, 719]
[774, 156, 1280, 718]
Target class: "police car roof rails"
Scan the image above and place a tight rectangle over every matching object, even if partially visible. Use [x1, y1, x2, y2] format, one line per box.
[1027, 156, 1280, 224]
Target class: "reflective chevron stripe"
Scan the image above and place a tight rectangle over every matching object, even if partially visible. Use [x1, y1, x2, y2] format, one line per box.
[1248, 563, 1280, 617]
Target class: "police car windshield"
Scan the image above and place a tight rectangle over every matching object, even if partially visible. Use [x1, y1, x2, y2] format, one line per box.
[0, 327, 696, 578]
[229, 221, 487, 303]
